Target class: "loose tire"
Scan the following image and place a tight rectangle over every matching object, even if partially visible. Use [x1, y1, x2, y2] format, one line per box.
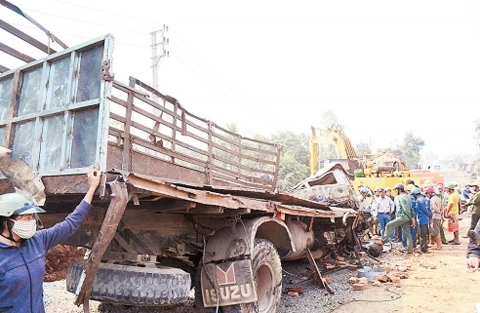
[195, 239, 282, 313]
[66, 261, 191, 306]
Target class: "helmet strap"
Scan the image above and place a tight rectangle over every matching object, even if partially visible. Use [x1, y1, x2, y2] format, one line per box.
[0, 221, 20, 244]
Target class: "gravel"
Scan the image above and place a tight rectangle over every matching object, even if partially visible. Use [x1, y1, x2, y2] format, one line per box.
[44, 253, 405, 313]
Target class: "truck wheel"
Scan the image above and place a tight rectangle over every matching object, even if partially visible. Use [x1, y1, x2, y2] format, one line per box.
[66, 260, 191, 306]
[195, 239, 282, 313]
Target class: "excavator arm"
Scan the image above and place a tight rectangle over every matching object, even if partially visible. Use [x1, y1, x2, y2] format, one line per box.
[309, 126, 360, 176]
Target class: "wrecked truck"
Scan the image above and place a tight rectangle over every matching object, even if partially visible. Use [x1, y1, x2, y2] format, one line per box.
[0, 10, 367, 313]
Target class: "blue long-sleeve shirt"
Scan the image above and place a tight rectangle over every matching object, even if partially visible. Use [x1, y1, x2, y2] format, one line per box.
[415, 195, 432, 225]
[0, 200, 92, 313]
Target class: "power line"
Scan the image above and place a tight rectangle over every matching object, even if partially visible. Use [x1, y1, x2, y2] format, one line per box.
[20, 6, 147, 34]
[170, 52, 228, 97]
[3, 22, 148, 48]
[48, 0, 160, 23]
[170, 29, 238, 90]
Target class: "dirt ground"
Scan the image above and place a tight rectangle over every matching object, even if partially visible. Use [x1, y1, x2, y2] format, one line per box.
[44, 244, 86, 282]
[333, 213, 480, 313]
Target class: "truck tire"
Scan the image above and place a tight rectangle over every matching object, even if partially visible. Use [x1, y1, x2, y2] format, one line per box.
[195, 239, 282, 313]
[66, 260, 191, 306]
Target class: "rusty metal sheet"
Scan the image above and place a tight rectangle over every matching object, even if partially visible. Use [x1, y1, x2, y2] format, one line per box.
[0, 152, 46, 205]
[201, 260, 257, 307]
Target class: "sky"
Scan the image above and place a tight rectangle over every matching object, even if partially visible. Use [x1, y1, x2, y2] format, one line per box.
[2, 0, 480, 161]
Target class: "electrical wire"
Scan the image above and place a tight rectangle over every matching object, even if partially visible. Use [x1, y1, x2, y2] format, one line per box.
[3, 22, 148, 48]
[19, 7, 147, 34]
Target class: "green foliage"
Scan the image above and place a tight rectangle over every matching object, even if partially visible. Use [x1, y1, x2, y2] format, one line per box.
[270, 131, 309, 165]
[277, 153, 309, 191]
[268, 130, 310, 191]
[355, 142, 371, 158]
[399, 131, 425, 169]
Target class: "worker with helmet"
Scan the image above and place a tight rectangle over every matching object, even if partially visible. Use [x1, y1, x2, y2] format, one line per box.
[465, 182, 480, 239]
[0, 168, 100, 313]
[445, 182, 461, 245]
[381, 183, 416, 253]
[466, 184, 480, 270]
[410, 187, 432, 253]
[424, 186, 443, 249]
[423, 180, 434, 187]
[358, 186, 377, 237]
[401, 183, 418, 249]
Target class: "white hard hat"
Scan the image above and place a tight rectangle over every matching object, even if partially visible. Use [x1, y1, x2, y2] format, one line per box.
[0, 193, 45, 217]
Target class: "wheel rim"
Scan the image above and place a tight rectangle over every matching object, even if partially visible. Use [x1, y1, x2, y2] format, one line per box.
[255, 263, 274, 313]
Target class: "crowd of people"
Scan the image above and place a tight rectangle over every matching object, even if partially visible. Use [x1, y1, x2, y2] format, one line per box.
[357, 180, 480, 267]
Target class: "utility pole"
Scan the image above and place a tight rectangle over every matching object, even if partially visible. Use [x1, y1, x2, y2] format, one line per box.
[150, 25, 169, 101]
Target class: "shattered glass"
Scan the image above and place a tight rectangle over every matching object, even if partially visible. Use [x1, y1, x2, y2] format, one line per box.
[0, 77, 12, 121]
[76, 46, 104, 103]
[46, 57, 70, 109]
[40, 115, 64, 170]
[16, 67, 43, 116]
[70, 108, 99, 168]
[12, 121, 35, 165]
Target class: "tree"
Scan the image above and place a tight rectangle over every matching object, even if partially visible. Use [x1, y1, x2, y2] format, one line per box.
[270, 131, 309, 166]
[269, 131, 310, 190]
[277, 153, 309, 191]
[400, 131, 425, 169]
[319, 110, 342, 129]
[355, 142, 372, 158]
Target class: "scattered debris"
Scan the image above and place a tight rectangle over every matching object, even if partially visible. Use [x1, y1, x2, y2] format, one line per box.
[286, 287, 304, 296]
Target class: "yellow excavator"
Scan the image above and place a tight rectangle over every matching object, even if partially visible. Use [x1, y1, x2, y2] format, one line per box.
[308, 126, 438, 191]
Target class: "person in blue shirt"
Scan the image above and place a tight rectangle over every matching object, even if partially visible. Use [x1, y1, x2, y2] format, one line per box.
[411, 187, 432, 253]
[0, 169, 100, 313]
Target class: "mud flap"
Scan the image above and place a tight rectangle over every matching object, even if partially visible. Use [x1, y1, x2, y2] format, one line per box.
[200, 259, 257, 307]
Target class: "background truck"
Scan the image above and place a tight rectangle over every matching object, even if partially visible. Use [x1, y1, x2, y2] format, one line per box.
[0, 5, 367, 313]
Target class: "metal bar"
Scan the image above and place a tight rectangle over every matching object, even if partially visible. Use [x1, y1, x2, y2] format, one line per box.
[0, 64, 10, 73]
[74, 180, 130, 309]
[207, 121, 213, 185]
[0, 41, 35, 63]
[123, 79, 134, 171]
[305, 248, 334, 294]
[0, 99, 100, 126]
[4, 71, 20, 148]
[0, 19, 56, 54]
[0, 0, 68, 49]
[130, 136, 208, 169]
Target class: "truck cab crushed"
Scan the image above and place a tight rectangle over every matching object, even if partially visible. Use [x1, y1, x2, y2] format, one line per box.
[0, 7, 368, 312]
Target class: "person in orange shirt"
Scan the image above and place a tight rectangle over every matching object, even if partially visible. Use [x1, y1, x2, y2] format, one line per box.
[445, 182, 460, 245]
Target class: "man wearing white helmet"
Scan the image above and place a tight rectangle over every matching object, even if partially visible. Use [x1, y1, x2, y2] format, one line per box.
[0, 168, 100, 313]
[358, 186, 376, 238]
